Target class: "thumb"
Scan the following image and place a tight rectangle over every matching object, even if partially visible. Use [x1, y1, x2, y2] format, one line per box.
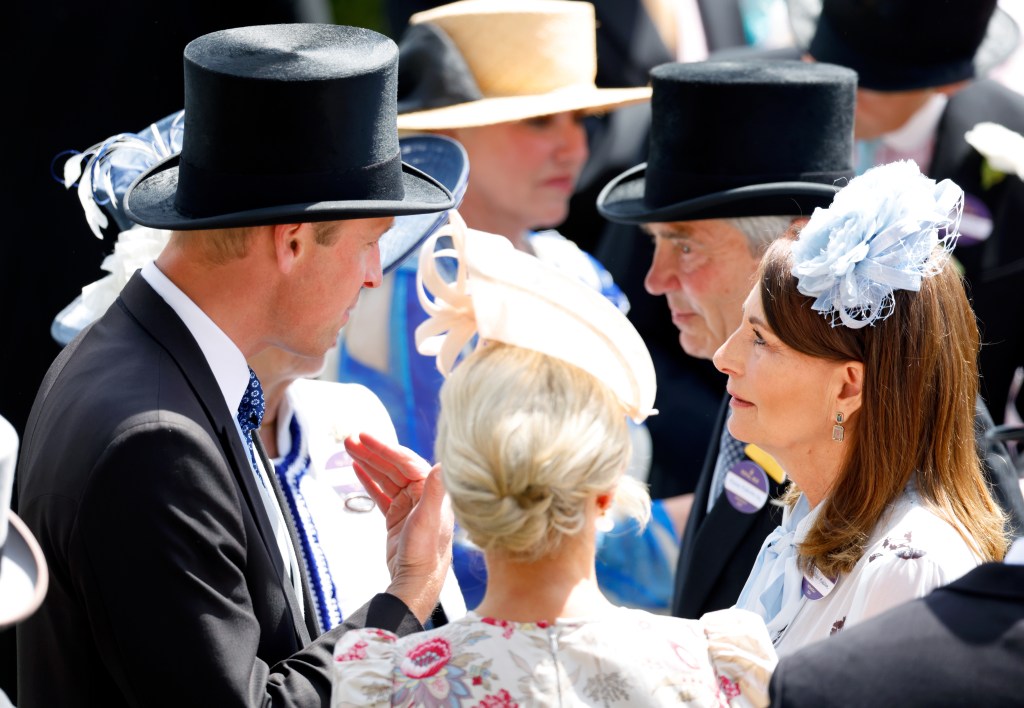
[423, 464, 454, 542]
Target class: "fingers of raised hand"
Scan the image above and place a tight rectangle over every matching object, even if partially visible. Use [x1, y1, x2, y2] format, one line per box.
[344, 433, 430, 501]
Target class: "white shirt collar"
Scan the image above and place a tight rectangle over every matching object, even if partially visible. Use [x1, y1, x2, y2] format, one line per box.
[140, 262, 249, 419]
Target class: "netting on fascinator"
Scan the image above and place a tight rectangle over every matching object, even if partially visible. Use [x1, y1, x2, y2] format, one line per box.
[791, 160, 963, 329]
[414, 211, 657, 423]
[59, 110, 185, 239]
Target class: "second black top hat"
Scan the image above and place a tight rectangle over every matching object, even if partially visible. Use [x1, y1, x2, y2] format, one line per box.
[598, 60, 856, 224]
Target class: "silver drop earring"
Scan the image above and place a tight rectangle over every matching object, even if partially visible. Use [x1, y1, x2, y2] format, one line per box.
[832, 412, 845, 442]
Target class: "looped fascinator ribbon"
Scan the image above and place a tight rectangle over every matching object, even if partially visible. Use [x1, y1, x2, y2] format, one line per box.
[60, 110, 184, 239]
[414, 211, 657, 423]
[791, 160, 963, 329]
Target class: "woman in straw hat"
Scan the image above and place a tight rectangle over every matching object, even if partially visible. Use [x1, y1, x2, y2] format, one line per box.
[716, 161, 1008, 656]
[334, 0, 672, 612]
[332, 214, 777, 707]
[338, 0, 651, 457]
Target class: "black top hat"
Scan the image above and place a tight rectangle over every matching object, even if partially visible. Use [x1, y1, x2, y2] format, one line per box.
[124, 24, 455, 230]
[790, 0, 1021, 92]
[598, 60, 856, 224]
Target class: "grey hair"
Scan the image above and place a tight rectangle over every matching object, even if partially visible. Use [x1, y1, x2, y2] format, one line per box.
[725, 216, 800, 256]
[435, 342, 651, 562]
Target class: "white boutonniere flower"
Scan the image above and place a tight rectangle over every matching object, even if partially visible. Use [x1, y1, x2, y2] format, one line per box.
[964, 122, 1024, 189]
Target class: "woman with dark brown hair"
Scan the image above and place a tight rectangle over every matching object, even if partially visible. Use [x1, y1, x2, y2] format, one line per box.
[714, 159, 1008, 655]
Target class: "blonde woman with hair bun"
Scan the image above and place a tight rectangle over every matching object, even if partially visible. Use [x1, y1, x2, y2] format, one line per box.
[436, 342, 649, 568]
[333, 216, 777, 707]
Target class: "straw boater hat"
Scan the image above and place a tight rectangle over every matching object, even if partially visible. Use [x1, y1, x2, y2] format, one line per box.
[395, 0, 652, 131]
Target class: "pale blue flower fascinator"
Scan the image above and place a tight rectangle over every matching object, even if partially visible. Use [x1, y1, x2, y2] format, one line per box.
[59, 110, 185, 239]
[791, 160, 963, 329]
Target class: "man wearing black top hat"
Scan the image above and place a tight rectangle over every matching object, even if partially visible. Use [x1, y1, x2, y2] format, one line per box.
[597, 57, 1024, 622]
[597, 59, 860, 620]
[16, 24, 455, 706]
[790, 0, 1024, 428]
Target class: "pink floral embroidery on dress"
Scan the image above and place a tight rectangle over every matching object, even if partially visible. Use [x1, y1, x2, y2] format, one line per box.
[335, 640, 368, 662]
[401, 637, 453, 679]
[670, 641, 702, 670]
[475, 688, 518, 707]
[481, 617, 516, 639]
[719, 675, 741, 699]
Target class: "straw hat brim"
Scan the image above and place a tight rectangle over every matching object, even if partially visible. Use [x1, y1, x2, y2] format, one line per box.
[397, 85, 652, 131]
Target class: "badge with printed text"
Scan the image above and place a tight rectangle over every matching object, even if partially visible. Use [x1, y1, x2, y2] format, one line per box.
[801, 564, 838, 600]
[724, 461, 769, 514]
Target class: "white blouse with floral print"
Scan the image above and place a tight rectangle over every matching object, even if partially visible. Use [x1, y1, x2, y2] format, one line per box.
[331, 606, 776, 707]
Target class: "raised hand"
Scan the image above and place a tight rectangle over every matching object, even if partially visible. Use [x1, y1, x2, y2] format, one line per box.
[344, 432, 454, 623]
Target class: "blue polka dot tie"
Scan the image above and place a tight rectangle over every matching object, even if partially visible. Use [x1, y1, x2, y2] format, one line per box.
[237, 367, 266, 484]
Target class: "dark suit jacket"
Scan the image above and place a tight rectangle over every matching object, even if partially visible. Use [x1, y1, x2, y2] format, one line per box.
[770, 561, 1024, 707]
[671, 395, 787, 619]
[931, 79, 1024, 423]
[16, 274, 421, 707]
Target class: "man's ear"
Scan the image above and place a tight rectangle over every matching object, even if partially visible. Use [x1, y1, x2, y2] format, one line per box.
[272, 223, 306, 273]
[835, 360, 864, 417]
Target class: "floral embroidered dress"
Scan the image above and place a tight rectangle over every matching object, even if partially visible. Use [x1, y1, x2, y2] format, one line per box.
[331, 607, 776, 707]
[736, 482, 982, 656]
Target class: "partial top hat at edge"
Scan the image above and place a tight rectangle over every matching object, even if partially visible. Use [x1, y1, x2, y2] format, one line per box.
[598, 59, 857, 225]
[789, 0, 1021, 92]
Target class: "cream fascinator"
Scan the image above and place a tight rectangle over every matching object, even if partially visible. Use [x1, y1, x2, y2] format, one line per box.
[415, 212, 657, 423]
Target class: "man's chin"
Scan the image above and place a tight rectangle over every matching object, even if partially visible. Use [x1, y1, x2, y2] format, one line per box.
[677, 332, 715, 361]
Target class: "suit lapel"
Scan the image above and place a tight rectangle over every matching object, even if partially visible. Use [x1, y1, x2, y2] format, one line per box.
[118, 272, 313, 645]
[674, 394, 788, 615]
[251, 431, 320, 641]
[672, 396, 727, 613]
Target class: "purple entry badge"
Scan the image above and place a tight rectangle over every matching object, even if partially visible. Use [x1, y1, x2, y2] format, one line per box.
[802, 564, 838, 600]
[724, 461, 769, 514]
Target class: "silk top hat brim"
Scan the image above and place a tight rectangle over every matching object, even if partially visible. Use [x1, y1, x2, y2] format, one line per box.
[597, 60, 856, 225]
[598, 164, 844, 224]
[123, 24, 455, 231]
[788, 0, 1021, 91]
[125, 154, 455, 229]
[0, 415, 47, 629]
[0, 513, 48, 628]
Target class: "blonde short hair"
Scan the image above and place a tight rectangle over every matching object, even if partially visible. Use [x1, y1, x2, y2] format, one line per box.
[436, 342, 650, 561]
